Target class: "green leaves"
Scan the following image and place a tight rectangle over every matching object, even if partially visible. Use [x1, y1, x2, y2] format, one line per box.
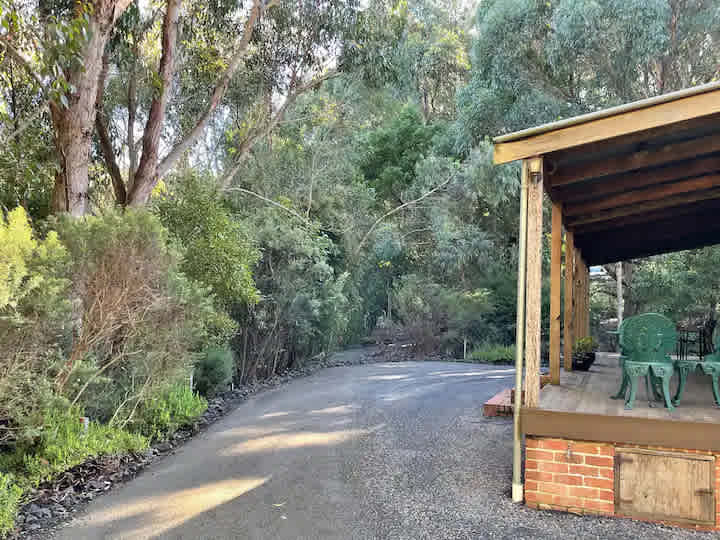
[156, 172, 260, 309]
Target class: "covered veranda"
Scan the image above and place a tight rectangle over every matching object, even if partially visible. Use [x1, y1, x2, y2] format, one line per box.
[493, 81, 720, 529]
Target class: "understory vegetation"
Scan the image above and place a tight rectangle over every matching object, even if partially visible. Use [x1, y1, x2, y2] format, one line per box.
[2, 0, 720, 535]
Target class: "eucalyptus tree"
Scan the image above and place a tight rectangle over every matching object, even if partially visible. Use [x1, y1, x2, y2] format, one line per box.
[0, 0, 360, 215]
[345, 0, 471, 122]
[455, 0, 720, 152]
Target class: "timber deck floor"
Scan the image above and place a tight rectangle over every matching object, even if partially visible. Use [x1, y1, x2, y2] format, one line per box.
[539, 353, 720, 422]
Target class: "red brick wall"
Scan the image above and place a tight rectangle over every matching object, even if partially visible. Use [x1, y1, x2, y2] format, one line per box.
[525, 436, 720, 529]
[525, 437, 614, 515]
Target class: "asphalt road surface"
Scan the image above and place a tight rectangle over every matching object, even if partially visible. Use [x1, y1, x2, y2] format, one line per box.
[52, 359, 714, 540]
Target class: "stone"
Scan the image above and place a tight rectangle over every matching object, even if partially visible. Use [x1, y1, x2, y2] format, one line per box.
[156, 441, 173, 453]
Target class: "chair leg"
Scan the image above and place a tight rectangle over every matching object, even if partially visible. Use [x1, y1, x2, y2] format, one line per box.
[661, 374, 675, 411]
[673, 365, 690, 405]
[612, 372, 629, 400]
[711, 376, 720, 407]
[650, 374, 663, 401]
[625, 376, 638, 410]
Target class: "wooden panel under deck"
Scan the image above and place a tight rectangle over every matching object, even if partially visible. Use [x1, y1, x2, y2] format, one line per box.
[615, 448, 715, 525]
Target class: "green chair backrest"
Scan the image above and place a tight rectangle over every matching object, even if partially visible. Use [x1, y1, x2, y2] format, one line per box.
[619, 313, 677, 363]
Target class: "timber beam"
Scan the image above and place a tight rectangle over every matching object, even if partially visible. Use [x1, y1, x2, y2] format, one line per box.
[563, 173, 720, 217]
[552, 153, 720, 204]
[564, 186, 720, 228]
[549, 133, 720, 187]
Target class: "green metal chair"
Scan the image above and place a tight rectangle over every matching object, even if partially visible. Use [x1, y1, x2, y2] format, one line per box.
[694, 331, 720, 406]
[611, 313, 677, 410]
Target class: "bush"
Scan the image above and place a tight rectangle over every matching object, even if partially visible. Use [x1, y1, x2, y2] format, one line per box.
[470, 344, 516, 364]
[155, 173, 259, 309]
[392, 274, 493, 354]
[0, 473, 22, 538]
[194, 347, 234, 397]
[0, 207, 71, 446]
[53, 209, 234, 425]
[15, 406, 147, 486]
[573, 336, 599, 354]
[134, 383, 207, 441]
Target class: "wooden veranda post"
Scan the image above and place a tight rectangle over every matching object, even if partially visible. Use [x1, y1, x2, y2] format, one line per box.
[563, 231, 575, 371]
[549, 201, 562, 385]
[573, 248, 584, 340]
[524, 157, 544, 407]
[584, 257, 589, 337]
[574, 255, 590, 339]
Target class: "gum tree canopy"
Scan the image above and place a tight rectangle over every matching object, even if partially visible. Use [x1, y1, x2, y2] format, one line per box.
[0, 0, 359, 215]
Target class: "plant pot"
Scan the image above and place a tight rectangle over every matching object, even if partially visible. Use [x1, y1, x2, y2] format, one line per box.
[572, 352, 596, 371]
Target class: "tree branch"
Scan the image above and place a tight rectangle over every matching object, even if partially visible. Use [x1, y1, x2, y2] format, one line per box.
[95, 49, 127, 204]
[225, 186, 309, 223]
[127, 0, 181, 205]
[0, 39, 44, 88]
[156, 0, 272, 178]
[218, 68, 338, 190]
[354, 175, 454, 254]
[0, 106, 46, 149]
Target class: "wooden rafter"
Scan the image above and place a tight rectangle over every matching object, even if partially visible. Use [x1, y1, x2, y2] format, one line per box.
[553, 153, 720, 204]
[564, 186, 720, 228]
[563, 173, 720, 217]
[572, 198, 720, 235]
[549, 133, 720, 187]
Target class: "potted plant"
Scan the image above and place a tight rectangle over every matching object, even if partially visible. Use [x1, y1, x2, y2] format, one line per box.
[572, 337, 598, 371]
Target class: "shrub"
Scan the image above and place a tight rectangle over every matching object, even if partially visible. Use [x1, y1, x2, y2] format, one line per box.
[392, 274, 492, 354]
[470, 344, 516, 364]
[53, 209, 234, 425]
[155, 173, 259, 309]
[13, 406, 147, 487]
[134, 383, 207, 441]
[194, 347, 234, 397]
[573, 336, 599, 355]
[0, 473, 22, 538]
[0, 207, 71, 446]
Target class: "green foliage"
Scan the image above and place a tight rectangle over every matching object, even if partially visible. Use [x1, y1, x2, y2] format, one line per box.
[134, 383, 207, 442]
[0, 473, 22, 538]
[455, 0, 720, 153]
[156, 173, 260, 309]
[17, 407, 147, 487]
[0, 207, 71, 446]
[53, 209, 232, 424]
[194, 347, 234, 397]
[469, 344, 516, 365]
[628, 247, 720, 321]
[359, 105, 438, 202]
[574, 337, 599, 355]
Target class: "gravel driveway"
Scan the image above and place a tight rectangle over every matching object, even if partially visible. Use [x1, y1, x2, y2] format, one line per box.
[52, 360, 714, 539]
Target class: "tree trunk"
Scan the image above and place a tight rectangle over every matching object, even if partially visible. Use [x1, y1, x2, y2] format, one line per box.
[127, 0, 181, 206]
[50, 0, 133, 216]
